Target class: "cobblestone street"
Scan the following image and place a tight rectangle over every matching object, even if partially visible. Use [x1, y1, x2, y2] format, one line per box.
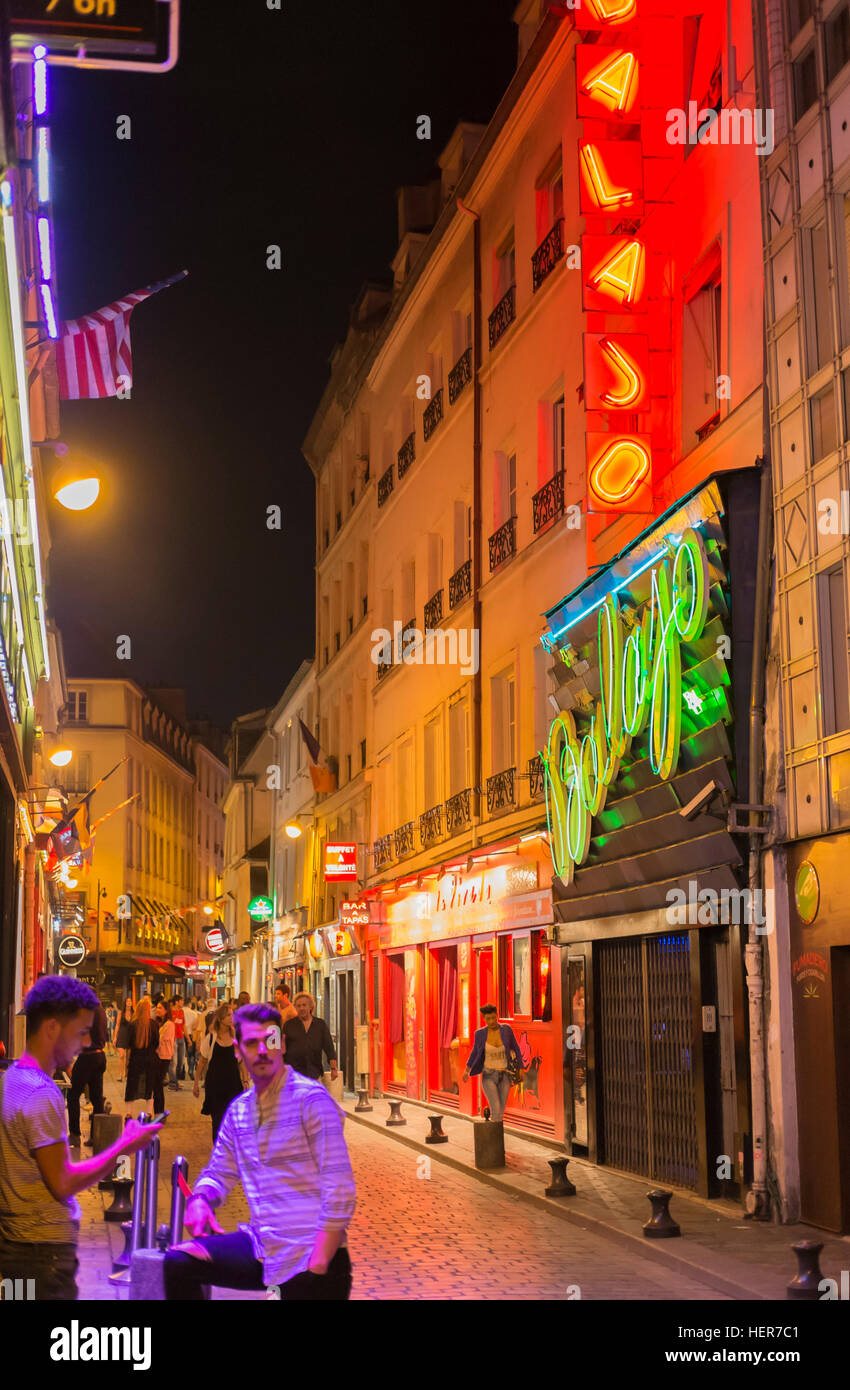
[75, 1059, 725, 1301]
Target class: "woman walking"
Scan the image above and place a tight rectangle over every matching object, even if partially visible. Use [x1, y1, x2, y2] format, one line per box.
[462, 1004, 523, 1122]
[193, 1001, 242, 1142]
[154, 999, 175, 1118]
[124, 995, 160, 1116]
[115, 997, 134, 1081]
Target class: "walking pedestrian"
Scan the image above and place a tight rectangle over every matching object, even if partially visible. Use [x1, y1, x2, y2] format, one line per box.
[164, 1003, 355, 1301]
[0, 975, 161, 1300]
[236, 991, 250, 1008]
[461, 1004, 522, 1122]
[124, 996, 160, 1116]
[105, 1003, 118, 1054]
[169, 995, 186, 1090]
[66, 1000, 108, 1147]
[115, 998, 134, 1081]
[274, 984, 297, 1023]
[194, 1003, 243, 1143]
[183, 999, 200, 1081]
[154, 1001, 174, 1117]
[283, 993, 338, 1084]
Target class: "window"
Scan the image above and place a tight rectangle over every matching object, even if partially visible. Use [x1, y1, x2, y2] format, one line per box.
[787, 0, 815, 40]
[553, 396, 565, 476]
[535, 155, 564, 243]
[491, 667, 517, 773]
[818, 566, 850, 734]
[498, 930, 551, 1020]
[811, 384, 838, 460]
[494, 451, 517, 528]
[424, 713, 443, 811]
[827, 3, 850, 83]
[449, 697, 470, 795]
[804, 221, 833, 372]
[512, 935, 532, 1015]
[397, 737, 414, 827]
[126, 819, 134, 868]
[494, 230, 516, 303]
[793, 45, 818, 122]
[67, 691, 88, 722]
[681, 266, 721, 449]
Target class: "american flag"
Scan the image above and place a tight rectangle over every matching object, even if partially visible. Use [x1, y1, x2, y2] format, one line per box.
[55, 270, 188, 400]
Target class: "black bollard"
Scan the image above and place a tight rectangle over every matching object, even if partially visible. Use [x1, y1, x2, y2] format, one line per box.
[112, 1221, 134, 1274]
[787, 1241, 825, 1300]
[643, 1189, 681, 1238]
[104, 1176, 135, 1223]
[545, 1157, 576, 1197]
[425, 1114, 449, 1144]
[355, 1089, 373, 1113]
[386, 1099, 406, 1127]
[156, 1223, 171, 1253]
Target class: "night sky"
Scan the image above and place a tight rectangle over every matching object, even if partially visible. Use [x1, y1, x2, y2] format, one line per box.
[46, 0, 518, 728]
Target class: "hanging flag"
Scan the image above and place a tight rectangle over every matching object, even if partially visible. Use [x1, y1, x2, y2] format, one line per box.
[298, 718, 336, 794]
[55, 270, 188, 400]
[48, 799, 91, 867]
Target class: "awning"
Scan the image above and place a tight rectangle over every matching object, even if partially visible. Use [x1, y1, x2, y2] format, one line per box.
[134, 957, 183, 977]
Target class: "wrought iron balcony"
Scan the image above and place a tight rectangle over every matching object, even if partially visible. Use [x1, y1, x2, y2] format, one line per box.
[423, 387, 444, 442]
[528, 754, 545, 800]
[448, 346, 472, 404]
[487, 767, 516, 815]
[424, 588, 443, 628]
[378, 463, 395, 507]
[488, 284, 516, 350]
[420, 804, 443, 848]
[532, 219, 564, 293]
[375, 652, 393, 683]
[445, 787, 472, 835]
[397, 431, 416, 479]
[533, 470, 566, 533]
[373, 834, 394, 870]
[394, 820, 415, 858]
[488, 515, 517, 571]
[448, 557, 472, 609]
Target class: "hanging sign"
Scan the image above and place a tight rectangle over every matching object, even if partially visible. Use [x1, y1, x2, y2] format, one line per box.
[248, 895, 273, 923]
[57, 933, 86, 967]
[204, 925, 227, 955]
[340, 900, 369, 928]
[324, 843, 357, 881]
[9, 0, 180, 72]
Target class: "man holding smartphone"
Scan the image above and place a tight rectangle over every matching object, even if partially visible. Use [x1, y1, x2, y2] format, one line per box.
[164, 1003, 356, 1301]
[0, 976, 162, 1300]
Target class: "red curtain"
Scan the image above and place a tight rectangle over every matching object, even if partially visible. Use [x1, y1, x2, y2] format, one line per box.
[388, 954, 405, 1044]
[438, 947, 458, 1048]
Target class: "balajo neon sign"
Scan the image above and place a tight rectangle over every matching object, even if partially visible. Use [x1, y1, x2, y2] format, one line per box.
[541, 528, 710, 884]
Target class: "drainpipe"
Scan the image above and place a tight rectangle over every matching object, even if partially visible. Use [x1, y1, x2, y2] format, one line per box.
[744, 457, 773, 1220]
[457, 197, 482, 848]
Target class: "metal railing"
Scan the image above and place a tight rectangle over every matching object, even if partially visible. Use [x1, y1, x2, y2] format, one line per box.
[487, 767, 516, 814]
[488, 284, 516, 349]
[448, 346, 472, 404]
[394, 820, 415, 858]
[397, 431, 416, 479]
[448, 557, 471, 608]
[528, 754, 545, 800]
[424, 588, 443, 628]
[488, 515, 517, 570]
[373, 834, 393, 869]
[423, 387, 444, 442]
[445, 787, 472, 834]
[420, 804, 443, 848]
[532, 470, 566, 532]
[378, 463, 395, 507]
[532, 219, 564, 292]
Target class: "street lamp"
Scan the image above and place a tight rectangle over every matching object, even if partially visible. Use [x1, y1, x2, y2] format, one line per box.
[49, 748, 72, 766]
[285, 822, 302, 839]
[54, 475, 100, 511]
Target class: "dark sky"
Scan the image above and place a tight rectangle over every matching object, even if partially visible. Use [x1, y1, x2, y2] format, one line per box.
[46, 0, 518, 728]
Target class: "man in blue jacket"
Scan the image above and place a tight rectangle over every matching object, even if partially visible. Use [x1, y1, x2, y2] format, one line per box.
[462, 1005, 523, 1121]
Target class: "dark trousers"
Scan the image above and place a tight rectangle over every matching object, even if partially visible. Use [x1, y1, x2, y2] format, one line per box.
[153, 1059, 168, 1117]
[67, 1051, 106, 1138]
[186, 1040, 197, 1079]
[0, 1236, 78, 1300]
[163, 1233, 352, 1301]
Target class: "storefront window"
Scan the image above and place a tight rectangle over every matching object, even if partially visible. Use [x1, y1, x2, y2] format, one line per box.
[498, 929, 551, 1020]
[513, 936, 532, 1016]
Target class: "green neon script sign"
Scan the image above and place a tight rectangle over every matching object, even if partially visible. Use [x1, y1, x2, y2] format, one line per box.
[542, 527, 710, 884]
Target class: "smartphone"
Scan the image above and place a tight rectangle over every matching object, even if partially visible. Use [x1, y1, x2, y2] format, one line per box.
[150, 1111, 170, 1124]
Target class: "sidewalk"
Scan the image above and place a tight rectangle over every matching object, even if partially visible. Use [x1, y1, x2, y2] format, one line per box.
[342, 1094, 850, 1301]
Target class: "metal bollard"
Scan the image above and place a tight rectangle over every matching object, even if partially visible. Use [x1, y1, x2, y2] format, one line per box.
[355, 1089, 373, 1113]
[104, 1176, 134, 1222]
[112, 1221, 134, 1274]
[425, 1115, 448, 1144]
[144, 1135, 161, 1249]
[169, 1157, 189, 1245]
[545, 1157, 576, 1197]
[643, 1188, 681, 1238]
[787, 1241, 825, 1300]
[129, 1114, 150, 1253]
[386, 1099, 406, 1127]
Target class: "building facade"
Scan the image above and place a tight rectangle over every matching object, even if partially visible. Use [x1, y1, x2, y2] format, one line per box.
[267, 661, 317, 1007]
[219, 711, 273, 1003]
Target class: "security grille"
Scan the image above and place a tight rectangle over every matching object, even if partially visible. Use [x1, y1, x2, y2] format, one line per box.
[597, 932, 698, 1190]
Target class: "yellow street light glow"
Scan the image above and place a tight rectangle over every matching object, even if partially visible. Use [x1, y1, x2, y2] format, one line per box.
[49, 749, 73, 766]
[203, 904, 214, 916]
[285, 822, 302, 839]
[54, 477, 101, 511]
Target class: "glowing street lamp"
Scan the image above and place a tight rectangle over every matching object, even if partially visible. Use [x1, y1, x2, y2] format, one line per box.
[54, 475, 101, 511]
[49, 748, 72, 767]
[285, 822, 302, 839]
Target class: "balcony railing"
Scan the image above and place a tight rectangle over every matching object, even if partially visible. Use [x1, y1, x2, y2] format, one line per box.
[487, 767, 516, 815]
[696, 411, 721, 444]
[378, 463, 395, 507]
[394, 820, 415, 858]
[532, 470, 566, 533]
[397, 431, 416, 479]
[445, 787, 472, 835]
[448, 557, 472, 609]
[448, 346, 472, 404]
[423, 387, 444, 442]
[373, 834, 394, 870]
[488, 515, 517, 571]
[528, 754, 545, 800]
[488, 284, 516, 350]
[532, 219, 564, 292]
[424, 588, 443, 628]
[420, 804, 443, 848]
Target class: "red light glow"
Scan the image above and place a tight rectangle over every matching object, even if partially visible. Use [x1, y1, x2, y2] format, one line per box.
[589, 438, 651, 506]
[579, 144, 634, 209]
[584, 0, 638, 22]
[589, 240, 645, 306]
[598, 338, 643, 407]
[580, 50, 637, 114]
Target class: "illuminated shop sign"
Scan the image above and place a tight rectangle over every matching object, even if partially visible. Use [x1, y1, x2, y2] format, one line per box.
[540, 523, 729, 885]
[340, 900, 369, 929]
[324, 843, 357, 881]
[9, 1, 179, 71]
[248, 895, 273, 922]
[204, 925, 227, 954]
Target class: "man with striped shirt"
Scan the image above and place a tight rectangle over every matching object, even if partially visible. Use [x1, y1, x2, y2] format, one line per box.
[164, 1003, 356, 1300]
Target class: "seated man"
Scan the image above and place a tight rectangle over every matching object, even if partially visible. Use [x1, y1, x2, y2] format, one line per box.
[164, 1003, 355, 1301]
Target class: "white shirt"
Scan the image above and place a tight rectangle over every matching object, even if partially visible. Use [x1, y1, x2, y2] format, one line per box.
[183, 1006, 199, 1035]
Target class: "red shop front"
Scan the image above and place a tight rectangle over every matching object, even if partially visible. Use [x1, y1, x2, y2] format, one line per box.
[363, 857, 564, 1140]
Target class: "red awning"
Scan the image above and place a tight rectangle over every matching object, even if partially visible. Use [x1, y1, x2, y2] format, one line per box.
[134, 957, 182, 977]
